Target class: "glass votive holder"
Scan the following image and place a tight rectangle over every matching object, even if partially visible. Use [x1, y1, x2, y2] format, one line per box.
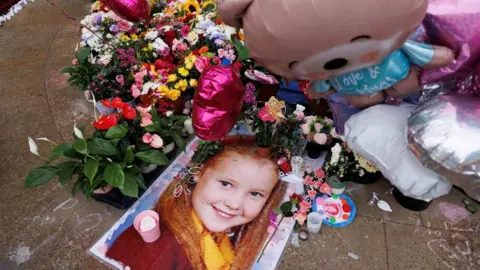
[307, 212, 323, 233]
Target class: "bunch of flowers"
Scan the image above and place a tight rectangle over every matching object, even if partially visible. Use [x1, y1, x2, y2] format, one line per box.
[301, 115, 335, 145]
[324, 141, 365, 180]
[252, 97, 286, 148]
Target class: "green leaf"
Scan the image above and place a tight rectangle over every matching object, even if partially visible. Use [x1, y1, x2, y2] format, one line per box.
[46, 143, 74, 164]
[74, 139, 87, 154]
[144, 125, 158, 132]
[71, 180, 83, 196]
[104, 163, 125, 188]
[232, 37, 250, 61]
[272, 208, 282, 215]
[61, 67, 78, 74]
[135, 150, 170, 165]
[56, 161, 79, 185]
[280, 201, 293, 214]
[171, 115, 187, 122]
[77, 47, 90, 63]
[284, 212, 294, 218]
[172, 134, 185, 152]
[24, 167, 57, 187]
[84, 158, 99, 185]
[150, 105, 159, 121]
[120, 173, 139, 198]
[90, 138, 117, 156]
[136, 173, 147, 190]
[294, 222, 301, 231]
[125, 146, 134, 164]
[105, 124, 128, 139]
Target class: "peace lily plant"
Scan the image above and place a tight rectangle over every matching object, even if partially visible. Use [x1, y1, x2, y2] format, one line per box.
[25, 121, 171, 198]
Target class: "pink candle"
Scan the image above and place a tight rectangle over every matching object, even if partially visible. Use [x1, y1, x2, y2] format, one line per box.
[133, 210, 161, 243]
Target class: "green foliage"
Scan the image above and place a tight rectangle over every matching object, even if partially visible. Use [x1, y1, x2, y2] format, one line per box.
[61, 48, 100, 91]
[145, 111, 188, 152]
[24, 120, 174, 198]
[190, 140, 223, 164]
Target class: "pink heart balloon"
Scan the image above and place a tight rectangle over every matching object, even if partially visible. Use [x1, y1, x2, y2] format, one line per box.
[102, 0, 151, 23]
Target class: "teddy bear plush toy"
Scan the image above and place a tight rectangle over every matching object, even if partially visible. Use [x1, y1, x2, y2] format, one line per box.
[217, 0, 455, 109]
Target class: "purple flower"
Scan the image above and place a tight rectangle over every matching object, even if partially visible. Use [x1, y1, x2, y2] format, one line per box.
[109, 24, 119, 33]
[94, 15, 103, 24]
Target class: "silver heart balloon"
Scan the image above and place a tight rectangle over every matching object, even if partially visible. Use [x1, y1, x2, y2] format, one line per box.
[408, 91, 480, 200]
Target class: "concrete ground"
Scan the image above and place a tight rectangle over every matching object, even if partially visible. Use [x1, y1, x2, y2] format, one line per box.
[1, 1, 479, 269]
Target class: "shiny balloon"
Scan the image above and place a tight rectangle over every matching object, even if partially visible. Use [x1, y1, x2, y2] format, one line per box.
[192, 66, 246, 141]
[408, 91, 480, 194]
[102, 0, 150, 23]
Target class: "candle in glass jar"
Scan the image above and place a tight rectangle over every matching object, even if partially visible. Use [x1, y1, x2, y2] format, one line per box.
[184, 118, 194, 134]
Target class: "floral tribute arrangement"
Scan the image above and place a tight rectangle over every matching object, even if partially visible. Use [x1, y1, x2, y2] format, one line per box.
[24, 0, 280, 202]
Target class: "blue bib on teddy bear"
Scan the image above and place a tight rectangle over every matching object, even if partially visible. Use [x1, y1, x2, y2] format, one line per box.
[312, 40, 435, 95]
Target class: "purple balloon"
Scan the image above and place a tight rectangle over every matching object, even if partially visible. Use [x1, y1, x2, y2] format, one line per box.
[419, 0, 480, 96]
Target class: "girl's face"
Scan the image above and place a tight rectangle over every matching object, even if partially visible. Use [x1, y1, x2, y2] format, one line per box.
[192, 153, 278, 232]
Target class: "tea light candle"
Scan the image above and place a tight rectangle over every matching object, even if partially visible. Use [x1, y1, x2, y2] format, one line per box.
[134, 210, 161, 243]
[298, 229, 309, 241]
[140, 216, 157, 232]
[184, 118, 194, 135]
[307, 212, 323, 233]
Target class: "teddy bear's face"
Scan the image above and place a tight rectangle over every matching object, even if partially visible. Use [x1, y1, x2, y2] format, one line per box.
[240, 0, 428, 80]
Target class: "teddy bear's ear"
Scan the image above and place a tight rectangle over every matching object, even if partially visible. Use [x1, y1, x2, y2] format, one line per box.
[217, 0, 254, 28]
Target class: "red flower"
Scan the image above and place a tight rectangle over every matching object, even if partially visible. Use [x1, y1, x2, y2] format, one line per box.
[122, 103, 137, 120]
[111, 97, 124, 109]
[233, 62, 243, 70]
[280, 163, 292, 173]
[100, 99, 112, 108]
[93, 114, 118, 130]
[289, 193, 303, 204]
[315, 169, 326, 179]
[164, 30, 176, 45]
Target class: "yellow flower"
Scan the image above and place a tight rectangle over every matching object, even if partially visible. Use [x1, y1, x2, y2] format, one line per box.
[201, 0, 214, 9]
[183, 0, 201, 14]
[167, 74, 178, 83]
[175, 80, 188, 91]
[185, 62, 194, 70]
[355, 153, 378, 173]
[131, 34, 139, 40]
[238, 31, 245, 41]
[157, 85, 169, 94]
[120, 35, 131, 42]
[167, 90, 181, 101]
[178, 67, 189, 77]
[189, 79, 198, 88]
[148, 43, 153, 50]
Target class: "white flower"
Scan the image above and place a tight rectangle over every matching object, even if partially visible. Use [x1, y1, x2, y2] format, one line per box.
[152, 38, 168, 51]
[106, 33, 113, 39]
[166, 111, 173, 117]
[186, 32, 198, 45]
[28, 137, 40, 156]
[144, 30, 159, 41]
[331, 143, 342, 154]
[73, 122, 84, 139]
[324, 117, 334, 125]
[330, 153, 340, 165]
[359, 169, 365, 177]
[79, 41, 86, 47]
[97, 54, 112, 65]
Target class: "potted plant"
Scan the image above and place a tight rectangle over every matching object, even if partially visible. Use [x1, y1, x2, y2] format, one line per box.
[352, 153, 382, 185]
[272, 108, 304, 158]
[301, 116, 335, 159]
[251, 97, 286, 157]
[324, 141, 362, 194]
[25, 100, 172, 208]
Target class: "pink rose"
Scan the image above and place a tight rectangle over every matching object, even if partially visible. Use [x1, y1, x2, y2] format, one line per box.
[117, 20, 131, 32]
[295, 112, 305, 120]
[194, 57, 210, 73]
[294, 212, 307, 225]
[313, 133, 328, 145]
[304, 176, 314, 186]
[315, 169, 325, 179]
[308, 189, 317, 199]
[72, 59, 78, 65]
[299, 200, 312, 213]
[301, 124, 310, 135]
[134, 70, 147, 87]
[314, 123, 323, 132]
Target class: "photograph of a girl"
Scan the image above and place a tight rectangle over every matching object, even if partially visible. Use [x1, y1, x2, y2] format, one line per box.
[105, 137, 287, 270]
